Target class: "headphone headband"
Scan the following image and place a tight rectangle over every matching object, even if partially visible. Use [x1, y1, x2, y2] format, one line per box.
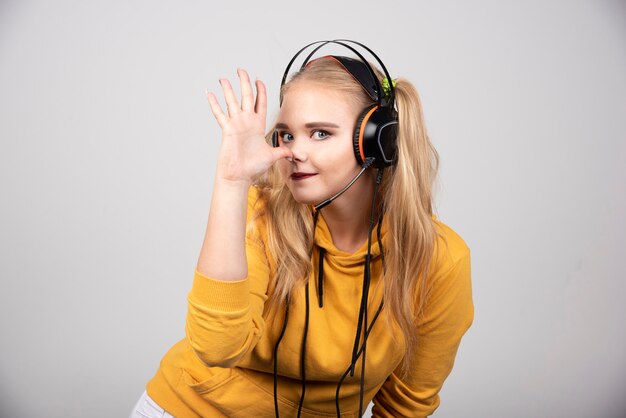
[279, 39, 396, 107]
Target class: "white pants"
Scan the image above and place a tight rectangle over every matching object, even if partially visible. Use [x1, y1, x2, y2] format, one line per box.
[129, 390, 175, 418]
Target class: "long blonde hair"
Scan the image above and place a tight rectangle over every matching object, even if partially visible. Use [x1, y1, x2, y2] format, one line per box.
[254, 57, 440, 372]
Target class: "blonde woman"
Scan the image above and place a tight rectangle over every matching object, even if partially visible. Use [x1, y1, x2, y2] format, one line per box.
[130, 40, 473, 418]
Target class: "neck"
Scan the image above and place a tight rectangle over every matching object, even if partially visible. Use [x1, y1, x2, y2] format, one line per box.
[318, 170, 376, 254]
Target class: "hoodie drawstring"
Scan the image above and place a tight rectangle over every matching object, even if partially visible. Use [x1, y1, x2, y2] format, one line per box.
[317, 247, 326, 308]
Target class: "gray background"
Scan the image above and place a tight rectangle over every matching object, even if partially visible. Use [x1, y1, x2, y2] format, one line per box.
[1, 0, 625, 417]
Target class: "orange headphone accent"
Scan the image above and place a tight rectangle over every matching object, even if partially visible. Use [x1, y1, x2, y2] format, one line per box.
[355, 105, 378, 164]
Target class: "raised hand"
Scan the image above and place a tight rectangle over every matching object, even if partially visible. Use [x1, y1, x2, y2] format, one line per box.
[206, 69, 292, 185]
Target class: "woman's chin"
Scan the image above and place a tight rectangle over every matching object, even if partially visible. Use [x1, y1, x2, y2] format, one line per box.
[291, 196, 317, 206]
[287, 190, 320, 207]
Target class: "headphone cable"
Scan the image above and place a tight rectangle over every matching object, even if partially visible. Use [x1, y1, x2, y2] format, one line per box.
[273, 293, 290, 418]
[297, 281, 311, 417]
[335, 297, 385, 417]
[338, 168, 385, 417]
[358, 169, 384, 416]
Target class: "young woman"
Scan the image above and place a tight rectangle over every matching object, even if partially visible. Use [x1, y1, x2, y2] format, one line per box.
[130, 40, 473, 418]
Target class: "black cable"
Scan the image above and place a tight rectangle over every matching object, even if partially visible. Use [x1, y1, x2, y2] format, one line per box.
[350, 168, 382, 374]
[359, 285, 368, 417]
[277, 167, 385, 417]
[349, 258, 370, 376]
[339, 169, 385, 417]
[356, 298, 385, 359]
[358, 257, 372, 416]
[297, 211, 320, 416]
[335, 363, 352, 417]
[376, 205, 386, 274]
[297, 281, 311, 417]
[273, 294, 290, 418]
[274, 211, 320, 418]
[335, 297, 385, 417]
[317, 247, 325, 308]
[359, 169, 383, 416]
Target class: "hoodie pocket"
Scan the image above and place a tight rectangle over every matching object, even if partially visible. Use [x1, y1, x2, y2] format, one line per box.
[181, 366, 235, 394]
[182, 367, 355, 418]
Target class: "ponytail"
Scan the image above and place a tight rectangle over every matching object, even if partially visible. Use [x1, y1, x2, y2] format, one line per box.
[380, 78, 440, 373]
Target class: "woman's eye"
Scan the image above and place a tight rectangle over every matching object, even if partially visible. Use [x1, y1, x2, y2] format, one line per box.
[312, 130, 330, 140]
[280, 132, 294, 143]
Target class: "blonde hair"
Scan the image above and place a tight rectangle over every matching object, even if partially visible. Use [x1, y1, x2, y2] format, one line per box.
[254, 57, 440, 373]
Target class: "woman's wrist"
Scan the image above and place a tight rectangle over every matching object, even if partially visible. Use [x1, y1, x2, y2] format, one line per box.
[213, 174, 252, 192]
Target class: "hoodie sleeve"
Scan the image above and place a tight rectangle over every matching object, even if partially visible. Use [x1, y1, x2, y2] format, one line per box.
[372, 235, 474, 417]
[184, 187, 271, 368]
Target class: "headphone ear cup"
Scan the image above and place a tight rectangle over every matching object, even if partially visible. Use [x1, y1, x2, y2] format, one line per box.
[353, 105, 377, 165]
[353, 106, 398, 168]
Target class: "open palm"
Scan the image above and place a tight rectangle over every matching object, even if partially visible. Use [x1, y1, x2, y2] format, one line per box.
[206, 69, 292, 184]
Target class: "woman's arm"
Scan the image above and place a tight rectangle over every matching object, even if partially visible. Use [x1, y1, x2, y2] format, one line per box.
[187, 187, 272, 367]
[196, 176, 250, 280]
[186, 69, 291, 367]
[196, 69, 291, 281]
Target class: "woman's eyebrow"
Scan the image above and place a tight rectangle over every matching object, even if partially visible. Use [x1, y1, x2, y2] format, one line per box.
[275, 122, 340, 130]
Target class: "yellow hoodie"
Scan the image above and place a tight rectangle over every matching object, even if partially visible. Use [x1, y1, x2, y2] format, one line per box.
[146, 187, 473, 417]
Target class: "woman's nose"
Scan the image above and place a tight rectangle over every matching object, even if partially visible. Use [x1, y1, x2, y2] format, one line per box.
[289, 137, 308, 162]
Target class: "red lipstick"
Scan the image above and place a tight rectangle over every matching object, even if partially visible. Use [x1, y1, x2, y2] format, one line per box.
[290, 172, 317, 180]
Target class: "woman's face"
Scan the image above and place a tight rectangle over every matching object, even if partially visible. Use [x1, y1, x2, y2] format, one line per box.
[276, 81, 368, 207]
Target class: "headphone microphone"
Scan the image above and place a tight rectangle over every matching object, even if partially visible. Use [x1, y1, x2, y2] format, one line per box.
[312, 157, 375, 211]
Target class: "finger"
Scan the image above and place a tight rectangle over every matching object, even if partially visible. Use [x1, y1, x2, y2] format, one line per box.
[254, 79, 267, 115]
[206, 90, 228, 127]
[238, 69, 254, 112]
[220, 78, 240, 117]
[270, 146, 293, 165]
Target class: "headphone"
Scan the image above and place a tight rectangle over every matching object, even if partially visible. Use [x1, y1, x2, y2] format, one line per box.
[272, 39, 399, 169]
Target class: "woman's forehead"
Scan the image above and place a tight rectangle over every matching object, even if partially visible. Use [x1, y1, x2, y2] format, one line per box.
[278, 81, 358, 126]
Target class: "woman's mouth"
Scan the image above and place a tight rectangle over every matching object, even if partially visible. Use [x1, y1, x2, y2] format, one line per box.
[290, 172, 317, 181]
